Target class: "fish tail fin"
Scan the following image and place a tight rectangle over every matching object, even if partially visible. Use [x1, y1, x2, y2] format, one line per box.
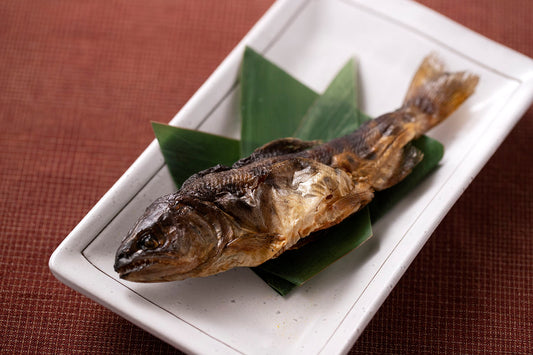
[403, 53, 479, 133]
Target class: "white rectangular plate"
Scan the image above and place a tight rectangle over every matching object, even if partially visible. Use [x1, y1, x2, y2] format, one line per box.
[50, 0, 533, 353]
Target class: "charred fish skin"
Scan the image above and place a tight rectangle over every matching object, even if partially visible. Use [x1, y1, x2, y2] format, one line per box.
[114, 54, 479, 282]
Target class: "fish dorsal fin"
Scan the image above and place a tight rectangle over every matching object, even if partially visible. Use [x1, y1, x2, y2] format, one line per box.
[233, 137, 320, 168]
[181, 164, 231, 189]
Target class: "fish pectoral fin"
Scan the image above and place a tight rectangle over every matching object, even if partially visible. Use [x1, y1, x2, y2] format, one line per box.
[233, 137, 320, 168]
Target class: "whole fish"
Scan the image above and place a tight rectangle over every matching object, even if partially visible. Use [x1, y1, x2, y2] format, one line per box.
[114, 54, 478, 282]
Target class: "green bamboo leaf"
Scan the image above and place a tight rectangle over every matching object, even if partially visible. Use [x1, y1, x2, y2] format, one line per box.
[152, 122, 240, 187]
[294, 59, 369, 141]
[251, 267, 296, 296]
[240, 47, 318, 156]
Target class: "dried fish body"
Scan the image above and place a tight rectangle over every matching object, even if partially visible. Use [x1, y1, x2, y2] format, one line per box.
[114, 54, 478, 282]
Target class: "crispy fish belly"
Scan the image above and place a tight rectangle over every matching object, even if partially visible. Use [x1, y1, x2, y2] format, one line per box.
[114, 54, 479, 282]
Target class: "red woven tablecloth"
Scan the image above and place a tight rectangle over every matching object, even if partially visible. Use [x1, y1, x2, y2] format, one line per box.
[1, 0, 531, 353]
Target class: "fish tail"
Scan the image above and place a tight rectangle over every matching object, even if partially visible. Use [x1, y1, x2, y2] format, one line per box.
[362, 54, 478, 191]
[403, 53, 479, 133]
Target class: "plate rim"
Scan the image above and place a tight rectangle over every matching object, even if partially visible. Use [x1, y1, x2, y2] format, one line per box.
[49, 0, 533, 353]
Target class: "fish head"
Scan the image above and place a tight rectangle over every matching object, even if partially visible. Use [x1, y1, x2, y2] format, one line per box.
[114, 194, 225, 282]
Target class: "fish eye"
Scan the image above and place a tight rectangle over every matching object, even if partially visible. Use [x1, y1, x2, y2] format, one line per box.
[138, 232, 159, 250]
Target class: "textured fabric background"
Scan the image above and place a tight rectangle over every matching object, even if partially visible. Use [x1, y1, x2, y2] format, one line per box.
[1, 0, 531, 353]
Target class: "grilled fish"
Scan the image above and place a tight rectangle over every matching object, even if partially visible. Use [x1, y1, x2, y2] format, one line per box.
[114, 54, 478, 282]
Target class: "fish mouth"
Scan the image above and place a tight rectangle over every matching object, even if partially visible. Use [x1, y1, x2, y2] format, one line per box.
[114, 253, 207, 282]
[114, 257, 184, 282]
